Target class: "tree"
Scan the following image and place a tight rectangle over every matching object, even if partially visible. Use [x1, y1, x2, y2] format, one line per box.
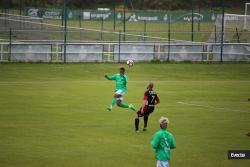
[1, 0, 247, 9]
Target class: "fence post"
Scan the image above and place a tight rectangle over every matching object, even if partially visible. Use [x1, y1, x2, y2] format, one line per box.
[19, 0, 23, 30]
[167, 14, 171, 62]
[19, 0, 23, 15]
[50, 44, 53, 63]
[198, 1, 201, 32]
[79, 14, 82, 40]
[0, 43, 3, 62]
[214, 25, 217, 43]
[61, 6, 64, 27]
[101, 17, 104, 40]
[4, 8, 7, 25]
[153, 44, 156, 59]
[143, 20, 146, 41]
[63, 0, 68, 63]
[220, 0, 225, 63]
[191, 0, 194, 42]
[113, 0, 116, 31]
[118, 31, 121, 63]
[102, 44, 105, 62]
[235, 27, 240, 43]
[123, 0, 126, 41]
[8, 28, 12, 62]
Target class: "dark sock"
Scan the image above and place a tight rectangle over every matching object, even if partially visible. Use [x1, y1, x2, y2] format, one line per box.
[135, 118, 139, 131]
[144, 115, 148, 128]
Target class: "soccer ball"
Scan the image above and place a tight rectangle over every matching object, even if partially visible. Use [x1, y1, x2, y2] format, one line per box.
[126, 60, 134, 67]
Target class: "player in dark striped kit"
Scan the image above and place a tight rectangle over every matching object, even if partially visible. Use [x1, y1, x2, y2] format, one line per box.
[135, 83, 160, 132]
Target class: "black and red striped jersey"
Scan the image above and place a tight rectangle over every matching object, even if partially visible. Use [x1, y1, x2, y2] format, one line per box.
[144, 90, 160, 106]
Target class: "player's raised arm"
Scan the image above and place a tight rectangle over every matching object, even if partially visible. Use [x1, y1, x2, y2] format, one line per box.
[105, 74, 116, 80]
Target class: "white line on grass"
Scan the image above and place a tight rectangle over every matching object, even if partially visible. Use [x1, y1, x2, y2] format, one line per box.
[177, 101, 250, 113]
[0, 80, 249, 85]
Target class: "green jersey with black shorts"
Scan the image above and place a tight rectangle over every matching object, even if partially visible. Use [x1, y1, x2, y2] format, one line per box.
[105, 73, 128, 93]
[151, 129, 176, 161]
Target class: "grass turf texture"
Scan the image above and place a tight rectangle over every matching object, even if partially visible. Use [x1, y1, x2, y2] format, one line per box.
[45, 19, 213, 42]
[0, 63, 249, 167]
[2, 7, 248, 42]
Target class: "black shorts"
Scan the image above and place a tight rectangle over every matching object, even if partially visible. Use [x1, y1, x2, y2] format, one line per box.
[137, 106, 155, 117]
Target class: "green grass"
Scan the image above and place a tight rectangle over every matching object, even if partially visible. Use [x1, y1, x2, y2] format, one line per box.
[0, 63, 250, 167]
[0, 19, 215, 42]
[2, 7, 249, 42]
[44, 19, 213, 42]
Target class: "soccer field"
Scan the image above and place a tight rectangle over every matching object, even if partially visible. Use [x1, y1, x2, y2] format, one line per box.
[0, 63, 249, 167]
[44, 19, 213, 42]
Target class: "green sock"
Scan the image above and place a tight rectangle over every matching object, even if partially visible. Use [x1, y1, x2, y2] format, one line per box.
[111, 98, 117, 107]
[120, 102, 129, 108]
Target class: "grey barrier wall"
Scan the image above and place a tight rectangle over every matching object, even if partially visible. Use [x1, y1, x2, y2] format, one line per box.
[0, 42, 249, 62]
[114, 44, 154, 62]
[11, 44, 51, 62]
[164, 45, 204, 61]
[65, 44, 103, 62]
[0, 43, 2, 61]
[212, 44, 250, 61]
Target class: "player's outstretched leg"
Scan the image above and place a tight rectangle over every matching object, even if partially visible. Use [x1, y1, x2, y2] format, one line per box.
[117, 101, 136, 111]
[128, 104, 136, 111]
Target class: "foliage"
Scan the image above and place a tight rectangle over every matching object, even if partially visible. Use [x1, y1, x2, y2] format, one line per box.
[0, 0, 247, 9]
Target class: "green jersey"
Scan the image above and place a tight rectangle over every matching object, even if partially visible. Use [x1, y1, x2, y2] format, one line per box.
[105, 73, 128, 93]
[151, 129, 176, 161]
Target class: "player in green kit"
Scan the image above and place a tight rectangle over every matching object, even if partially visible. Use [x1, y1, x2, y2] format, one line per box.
[151, 117, 176, 167]
[105, 67, 136, 111]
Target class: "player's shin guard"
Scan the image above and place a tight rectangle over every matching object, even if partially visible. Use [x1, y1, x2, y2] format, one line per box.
[144, 115, 149, 128]
[135, 118, 139, 131]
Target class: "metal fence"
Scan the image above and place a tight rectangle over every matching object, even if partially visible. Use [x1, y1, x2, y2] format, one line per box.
[0, 41, 249, 62]
[1, 7, 250, 43]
